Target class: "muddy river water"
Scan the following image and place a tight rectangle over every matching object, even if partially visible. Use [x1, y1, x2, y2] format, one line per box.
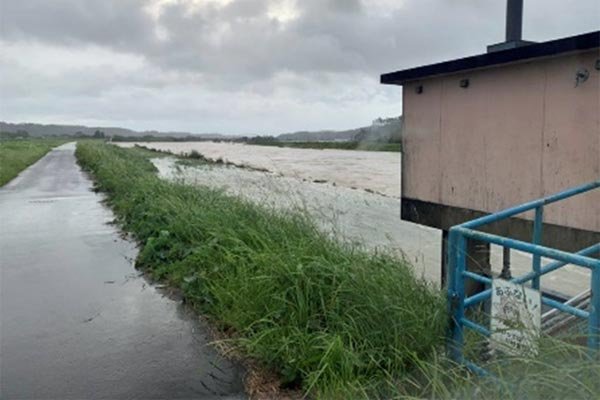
[118, 142, 588, 296]
[119, 141, 402, 197]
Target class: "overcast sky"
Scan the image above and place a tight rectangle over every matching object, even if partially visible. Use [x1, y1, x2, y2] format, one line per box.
[1, 0, 598, 135]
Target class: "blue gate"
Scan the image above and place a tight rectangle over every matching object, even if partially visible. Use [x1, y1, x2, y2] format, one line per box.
[447, 180, 600, 373]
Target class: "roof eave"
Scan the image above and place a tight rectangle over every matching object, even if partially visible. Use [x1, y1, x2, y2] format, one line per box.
[380, 30, 600, 86]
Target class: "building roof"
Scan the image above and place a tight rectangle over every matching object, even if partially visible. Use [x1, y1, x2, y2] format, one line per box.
[381, 31, 599, 85]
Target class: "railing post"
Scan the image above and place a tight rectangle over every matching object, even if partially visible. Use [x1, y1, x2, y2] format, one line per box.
[588, 265, 600, 355]
[448, 228, 467, 363]
[532, 206, 544, 290]
[441, 230, 449, 287]
[447, 229, 457, 360]
[500, 246, 512, 279]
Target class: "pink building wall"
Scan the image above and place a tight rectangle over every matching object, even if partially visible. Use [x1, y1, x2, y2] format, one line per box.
[402, 49, 599, 233]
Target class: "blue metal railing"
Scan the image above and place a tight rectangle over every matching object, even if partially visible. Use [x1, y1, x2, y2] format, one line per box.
[447, 180, 600, 371]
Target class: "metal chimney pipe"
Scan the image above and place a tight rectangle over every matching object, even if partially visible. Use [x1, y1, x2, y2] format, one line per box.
[487, 0, 532, 52]
[506, 0, 524, 42]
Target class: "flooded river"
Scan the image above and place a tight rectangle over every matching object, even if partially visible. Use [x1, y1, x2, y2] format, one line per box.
[154, 157, 442, 282]
[117, 142, 401, 197]
[142, 149, 589, 297]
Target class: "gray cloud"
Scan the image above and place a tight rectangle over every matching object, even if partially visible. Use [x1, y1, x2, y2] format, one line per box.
[1, 1, 153, 48]
[1, 0, 598, 133]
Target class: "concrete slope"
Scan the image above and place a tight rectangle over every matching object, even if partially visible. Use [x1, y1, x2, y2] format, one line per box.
[0, 143, 245, 399]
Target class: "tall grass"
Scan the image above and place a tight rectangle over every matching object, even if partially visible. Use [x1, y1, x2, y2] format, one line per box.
[76, 142, 445, 397]
[0, 138, 68, 186]
[77, 142, 600, 398]
[394, 335, 600, 399]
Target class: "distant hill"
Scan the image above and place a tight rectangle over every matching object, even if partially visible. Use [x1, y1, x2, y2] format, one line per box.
[277, 116, 403, 143]
[0, 122, 227, 140]
[1, 116, 403, 143]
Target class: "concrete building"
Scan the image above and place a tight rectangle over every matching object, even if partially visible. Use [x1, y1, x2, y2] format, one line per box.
[381, 2, 599, 289]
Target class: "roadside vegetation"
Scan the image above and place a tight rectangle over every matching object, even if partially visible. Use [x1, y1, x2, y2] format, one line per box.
[0, 138, 68, 186]
[76, 142, 600, 399]
[76, 142, 443, 398]
[397, 335, 600, 399]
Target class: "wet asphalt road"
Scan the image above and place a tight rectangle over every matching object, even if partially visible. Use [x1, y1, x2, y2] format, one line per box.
[0, 143, 245, 399]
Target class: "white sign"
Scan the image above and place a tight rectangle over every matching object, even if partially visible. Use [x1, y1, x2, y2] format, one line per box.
[490, 279, 541, 356]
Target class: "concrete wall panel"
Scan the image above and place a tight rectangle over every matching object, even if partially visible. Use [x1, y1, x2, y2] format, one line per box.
[403, 80, 443, 204]
[541, 51, 599, 232]
[402, 49, 600, 233]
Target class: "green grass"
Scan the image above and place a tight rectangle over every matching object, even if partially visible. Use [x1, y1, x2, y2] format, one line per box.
[0, 139, 68, 186]
[75, 142, 599, 399]
[394, 335, 600, 399]
[75, 142, 444, 398]
[253, 141, 402, 152]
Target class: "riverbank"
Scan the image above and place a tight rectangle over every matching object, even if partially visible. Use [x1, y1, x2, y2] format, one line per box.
[76, 142, 445, 398]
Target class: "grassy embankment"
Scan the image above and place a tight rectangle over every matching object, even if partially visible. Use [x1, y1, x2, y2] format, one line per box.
[0, 139, 68, 186]
[250, 141, 401, 152]
[76, 142, 600, 399]
[76, 142, 443, 398]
